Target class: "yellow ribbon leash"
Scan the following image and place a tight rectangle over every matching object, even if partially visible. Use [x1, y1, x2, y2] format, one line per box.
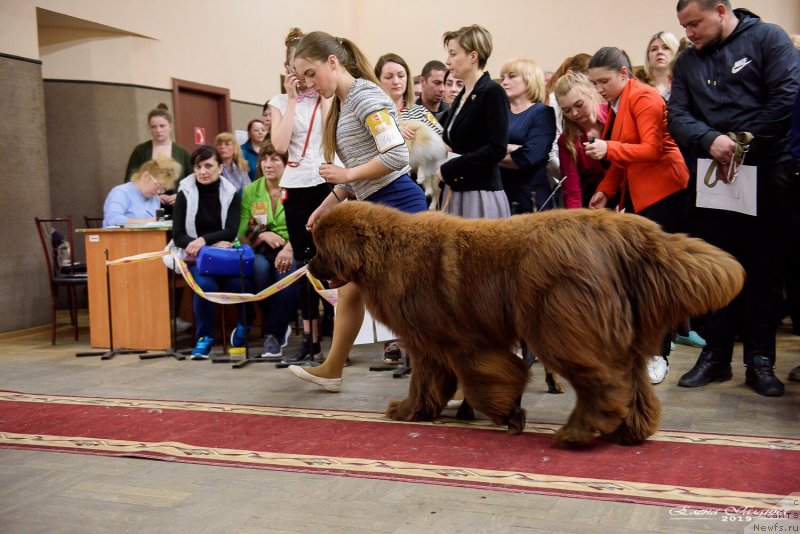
[105, 251, 338, 307]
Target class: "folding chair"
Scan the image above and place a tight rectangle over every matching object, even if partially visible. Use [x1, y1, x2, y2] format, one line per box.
[34, 216, 88, 344]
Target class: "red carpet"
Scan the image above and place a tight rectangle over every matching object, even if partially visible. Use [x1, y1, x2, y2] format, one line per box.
[0, 390, 797, 511]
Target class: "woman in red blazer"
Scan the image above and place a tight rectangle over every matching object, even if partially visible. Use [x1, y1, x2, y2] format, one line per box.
[585, 47, 688, 218]
[584, 47, 690, 386]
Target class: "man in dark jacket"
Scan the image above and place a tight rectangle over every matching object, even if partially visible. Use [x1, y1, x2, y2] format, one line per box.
[667, 0, 799, 396]
[789, 85, 800, 383]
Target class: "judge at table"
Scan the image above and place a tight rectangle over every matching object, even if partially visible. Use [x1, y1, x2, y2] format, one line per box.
[103, 157, 181, 227]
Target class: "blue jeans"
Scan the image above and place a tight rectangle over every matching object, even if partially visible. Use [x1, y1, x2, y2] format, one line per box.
[189, 265, 254, 339]
[253, 253, 298, 339]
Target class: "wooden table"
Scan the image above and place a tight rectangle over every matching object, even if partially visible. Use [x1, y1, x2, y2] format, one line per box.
[78, 228, 170, 350]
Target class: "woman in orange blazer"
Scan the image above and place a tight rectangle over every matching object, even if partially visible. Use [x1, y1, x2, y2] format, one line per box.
[584, 46, 689, 386]
[585, 47, 688, 219]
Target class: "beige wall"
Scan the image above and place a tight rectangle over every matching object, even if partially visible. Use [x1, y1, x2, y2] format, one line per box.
[2, 1, 798, 103]
[44, 82, 163, 224]
[42, 81, 261, 227]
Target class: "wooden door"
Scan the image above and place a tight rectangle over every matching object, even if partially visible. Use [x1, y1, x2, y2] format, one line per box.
[172, 78, 232, 149]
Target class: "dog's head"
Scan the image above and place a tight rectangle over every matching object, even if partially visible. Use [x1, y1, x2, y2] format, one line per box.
[308, 202, 399, 288]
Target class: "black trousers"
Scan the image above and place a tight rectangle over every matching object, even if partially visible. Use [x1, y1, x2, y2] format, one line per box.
[283, 184, 332, 321]
[636, 188, 690, 357]
[688, 161, 793, 365]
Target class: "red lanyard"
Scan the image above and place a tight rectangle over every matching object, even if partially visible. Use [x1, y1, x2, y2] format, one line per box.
[287, 96, 322, 168]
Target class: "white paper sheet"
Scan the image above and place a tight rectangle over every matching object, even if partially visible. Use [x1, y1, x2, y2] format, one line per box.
[350, 309, 396, 345]
[695, 158, 757, 217]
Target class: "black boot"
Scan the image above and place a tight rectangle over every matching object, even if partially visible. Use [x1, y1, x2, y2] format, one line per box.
[678, 350, 732, 387]
[745, 355, 785, 397]
[277, 332, 321, 367]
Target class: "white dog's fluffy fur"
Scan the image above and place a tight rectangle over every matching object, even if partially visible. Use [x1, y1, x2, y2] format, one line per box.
[400, 120, 447, 210]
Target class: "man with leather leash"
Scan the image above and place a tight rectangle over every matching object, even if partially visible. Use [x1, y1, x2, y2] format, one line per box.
[667, 0, 799, 396]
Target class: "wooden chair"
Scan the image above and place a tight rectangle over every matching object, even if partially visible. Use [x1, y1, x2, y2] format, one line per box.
[34, 216, 88, 345]
[84, 216, 104, 228]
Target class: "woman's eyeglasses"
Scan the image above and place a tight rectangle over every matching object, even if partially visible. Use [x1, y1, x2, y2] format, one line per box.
[149, 174, 166, 194]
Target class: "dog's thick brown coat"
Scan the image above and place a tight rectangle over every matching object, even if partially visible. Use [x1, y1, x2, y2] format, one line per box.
[309, 202, 744, 446]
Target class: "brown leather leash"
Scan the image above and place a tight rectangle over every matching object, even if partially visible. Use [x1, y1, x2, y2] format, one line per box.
[703, 131, 754, 188]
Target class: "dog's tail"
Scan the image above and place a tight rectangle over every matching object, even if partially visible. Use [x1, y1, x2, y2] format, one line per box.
[632, 226, 745, 333]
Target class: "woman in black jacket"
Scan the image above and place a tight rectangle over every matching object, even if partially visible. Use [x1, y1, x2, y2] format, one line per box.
[437, 25, 511, 219]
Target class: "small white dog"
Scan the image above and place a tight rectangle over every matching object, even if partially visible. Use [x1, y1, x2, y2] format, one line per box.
[400, 120, 447, 210]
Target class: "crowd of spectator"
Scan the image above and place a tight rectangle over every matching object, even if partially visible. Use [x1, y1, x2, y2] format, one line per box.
[109, 0, 799, 397]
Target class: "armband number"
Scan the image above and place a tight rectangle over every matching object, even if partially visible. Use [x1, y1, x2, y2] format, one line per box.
[365, 109, 405, 153]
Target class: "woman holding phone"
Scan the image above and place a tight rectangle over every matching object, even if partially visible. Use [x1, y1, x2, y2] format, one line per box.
[269, 27, 334, 365]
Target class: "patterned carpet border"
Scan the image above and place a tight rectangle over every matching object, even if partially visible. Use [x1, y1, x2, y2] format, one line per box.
[0, 390, 797, 512]
[1, 390, 796, 451]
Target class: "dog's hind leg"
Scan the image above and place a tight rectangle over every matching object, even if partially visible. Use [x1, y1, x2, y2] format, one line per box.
[549, 364, 633, 447]
[604, 355, 661, 445]
[457, 349, 530, 435]
[386, 349, 457, 422]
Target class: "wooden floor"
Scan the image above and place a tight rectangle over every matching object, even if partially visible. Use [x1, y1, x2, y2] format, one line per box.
[1, 311, 798, 533]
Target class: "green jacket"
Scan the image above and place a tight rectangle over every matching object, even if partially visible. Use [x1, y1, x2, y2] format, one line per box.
[238, 177, 289, 241]
[124, 140, 192, 183]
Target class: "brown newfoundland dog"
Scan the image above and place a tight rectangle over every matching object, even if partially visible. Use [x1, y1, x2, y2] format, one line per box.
[309, 202, 744, 446]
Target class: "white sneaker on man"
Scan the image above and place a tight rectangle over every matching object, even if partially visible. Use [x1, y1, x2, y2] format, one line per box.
[647, 355, 669, 384]
[174, 317, 192, 333]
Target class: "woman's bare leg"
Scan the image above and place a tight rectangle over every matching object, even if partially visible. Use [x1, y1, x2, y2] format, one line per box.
[303, 283, 363, 379]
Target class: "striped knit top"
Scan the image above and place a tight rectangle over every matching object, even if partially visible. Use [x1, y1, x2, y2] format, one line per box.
[336, 78, 410, 200]
[400, 104, 443, 135]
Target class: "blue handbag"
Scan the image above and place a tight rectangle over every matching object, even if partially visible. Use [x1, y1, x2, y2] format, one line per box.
[196, 244, 254, 276]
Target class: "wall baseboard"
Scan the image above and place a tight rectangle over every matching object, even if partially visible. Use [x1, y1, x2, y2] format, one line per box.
[0, 324, 51, 340]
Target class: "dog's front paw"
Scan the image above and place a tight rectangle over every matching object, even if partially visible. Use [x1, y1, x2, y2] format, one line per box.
[554, 424, 597, 448]
[504, 405, 527, 435]
[386, 398, 416, 421]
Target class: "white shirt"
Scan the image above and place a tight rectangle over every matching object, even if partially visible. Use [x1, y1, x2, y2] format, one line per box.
[270, 93, 326, 189]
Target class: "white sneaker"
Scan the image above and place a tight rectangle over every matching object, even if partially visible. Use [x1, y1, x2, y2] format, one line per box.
[174, 317, 192, 333]
[647, 356, 669, 384]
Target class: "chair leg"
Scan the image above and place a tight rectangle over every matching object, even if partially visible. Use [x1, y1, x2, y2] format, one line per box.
[70, 285, 79, 341]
